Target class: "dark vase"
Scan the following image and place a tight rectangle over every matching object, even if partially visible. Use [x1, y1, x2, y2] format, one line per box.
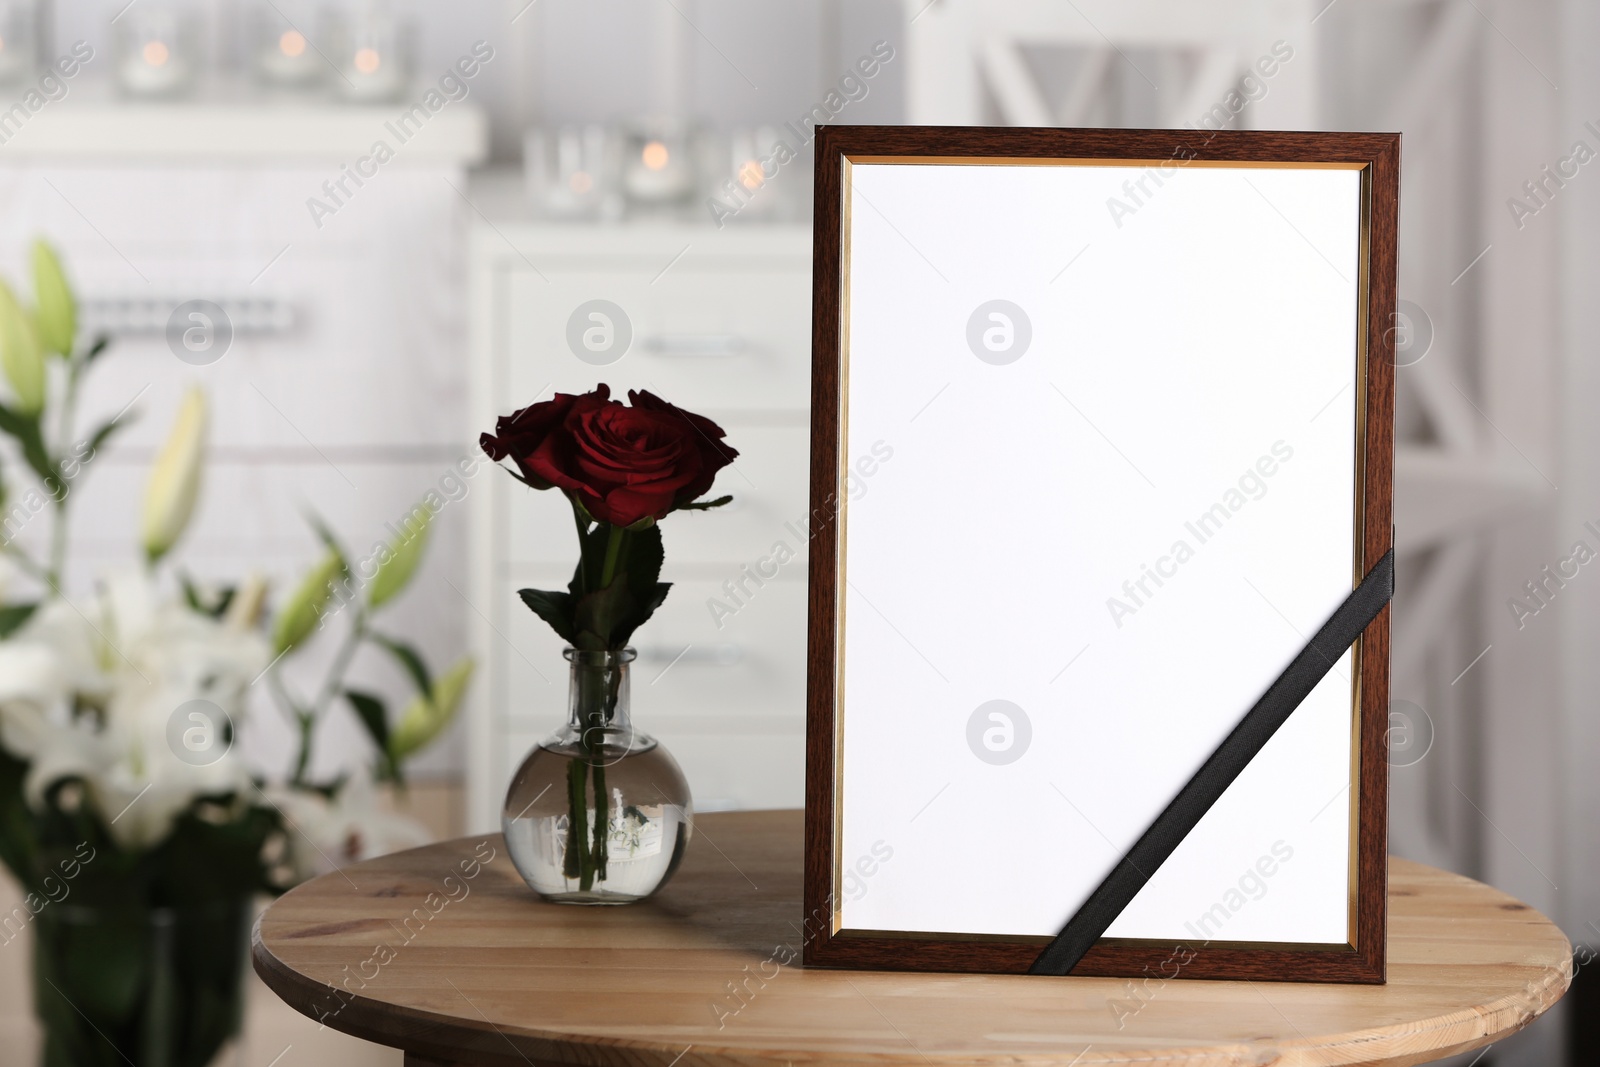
[32, 896, 251, 1067]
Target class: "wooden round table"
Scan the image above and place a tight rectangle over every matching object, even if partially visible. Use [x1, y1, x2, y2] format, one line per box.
[253, 810, 1570, 1067]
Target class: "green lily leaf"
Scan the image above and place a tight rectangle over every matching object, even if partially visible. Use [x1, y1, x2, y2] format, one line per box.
[0, 400, 61, 500]
[82, 333, 111, 364]
[179, 572, 236, 620]
[369, 632, 433, 701]
[83, 411, 133, 460]
[304, 511, 352, 574]
[0, 602, 36, 638]
[345, 689, 401, 783]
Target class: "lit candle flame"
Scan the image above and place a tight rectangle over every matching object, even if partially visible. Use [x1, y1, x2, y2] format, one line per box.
[279, 30, 307, 58]
[738, 160, 764, 190]
[569, 171, 594, 194]
[354, 47, 381, 75]
[142, 40, 170, 67]
[641, 141, 669, 171]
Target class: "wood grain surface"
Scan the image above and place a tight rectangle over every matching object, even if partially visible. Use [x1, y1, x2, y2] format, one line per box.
[254, 811, 1570, 1067]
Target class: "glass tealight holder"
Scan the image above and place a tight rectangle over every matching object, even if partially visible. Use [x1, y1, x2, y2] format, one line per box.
[252, 8, 322, 91]
[0, 2, 38, 86]
[331, 8, 409, 103]
[711, 125, 790, 223]
[524, 125, 623, 220]
[115, 5, 198, 99]
[622, 119, 698, 210]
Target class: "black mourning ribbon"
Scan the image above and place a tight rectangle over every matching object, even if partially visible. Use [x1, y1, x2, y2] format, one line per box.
[1030, 548, 1395, 976]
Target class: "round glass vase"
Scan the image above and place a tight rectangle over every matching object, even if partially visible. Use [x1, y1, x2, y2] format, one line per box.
[503, 648, 692, 904]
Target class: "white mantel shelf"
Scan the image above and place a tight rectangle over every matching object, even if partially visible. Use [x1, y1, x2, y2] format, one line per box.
[0, 91, 487, 164]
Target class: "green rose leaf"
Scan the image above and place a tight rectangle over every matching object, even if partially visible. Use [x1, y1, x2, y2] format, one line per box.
[518, 587, 577, 644]
[569, 524, 668, 652]
[677, 494, 733, 512]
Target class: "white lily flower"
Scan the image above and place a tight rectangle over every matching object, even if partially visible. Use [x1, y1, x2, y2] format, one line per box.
[267, 770, 431, 882]
[0, 641, 77, 757]
[0, 572, 270, 850]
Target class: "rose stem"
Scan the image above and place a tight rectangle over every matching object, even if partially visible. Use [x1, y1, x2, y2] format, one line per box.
[565, 757, 588, 885]
[599, 524, 625, 589]
[592, 757, 608, 883]
[590, 655, 616, 885]
[589, 524, 629, 887]
[570, 497, 591, 591]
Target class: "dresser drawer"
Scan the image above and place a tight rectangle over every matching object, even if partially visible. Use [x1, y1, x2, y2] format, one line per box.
[502, 425, 810, 566]
[498, 256, 812, 412]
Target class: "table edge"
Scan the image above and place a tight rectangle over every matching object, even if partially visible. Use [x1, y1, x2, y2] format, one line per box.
[250, 824, 1576, 1067]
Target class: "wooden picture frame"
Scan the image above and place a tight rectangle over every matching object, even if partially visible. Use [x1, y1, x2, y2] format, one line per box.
[803, 126, 1397, 982]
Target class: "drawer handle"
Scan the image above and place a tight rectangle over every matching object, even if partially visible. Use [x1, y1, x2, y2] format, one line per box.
[635, 643, 744, 667]
[641, 334, 750, 356]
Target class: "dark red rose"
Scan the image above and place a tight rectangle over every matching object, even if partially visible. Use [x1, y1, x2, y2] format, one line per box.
[480, 385, 738, 527]
[480, 386, 609, 490]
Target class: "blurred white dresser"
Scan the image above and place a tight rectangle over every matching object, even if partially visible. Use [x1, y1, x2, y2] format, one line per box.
[465, 220, 813, 831]
[0, 97, 488, 783]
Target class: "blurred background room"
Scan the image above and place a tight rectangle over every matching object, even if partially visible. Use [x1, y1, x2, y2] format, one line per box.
[0, 0, 1591, 1064]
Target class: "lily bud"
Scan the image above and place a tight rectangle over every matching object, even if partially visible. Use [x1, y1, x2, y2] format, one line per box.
[367, 505, 432, 610]
[0, 281, 45, 415]
[31, 241, 75, 357]
[389, 657, 474, 760]
[272, 550, 343, 655]
[225, 571, 269, 631]
[141, 387, 207, 563]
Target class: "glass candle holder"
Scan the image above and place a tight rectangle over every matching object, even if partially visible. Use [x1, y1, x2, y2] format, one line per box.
[331, 8, 409, 103]
[525, 125, 623, 220]
[252, 8, 321, 90]
[115, 5, 198, 99]
[0, 1, 37, 86]
[622, 120, 697, 208]
[715, 125, 789, 222]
